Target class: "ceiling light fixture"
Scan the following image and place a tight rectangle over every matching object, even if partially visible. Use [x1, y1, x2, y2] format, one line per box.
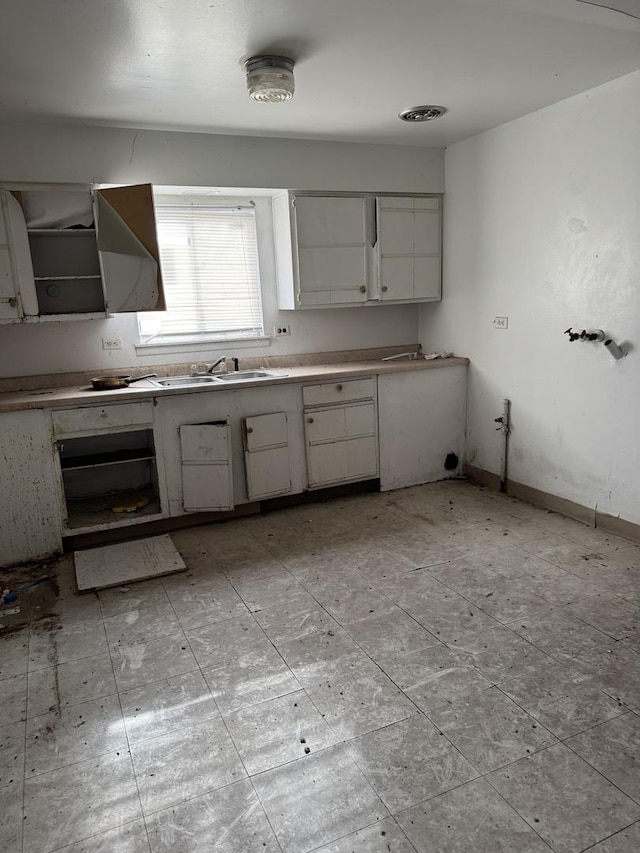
[399, 105, 447, 123]
[245, 55, 295, 103]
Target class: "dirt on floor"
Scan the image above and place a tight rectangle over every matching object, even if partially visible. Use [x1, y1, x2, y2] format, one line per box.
[0, 559, 61, 636]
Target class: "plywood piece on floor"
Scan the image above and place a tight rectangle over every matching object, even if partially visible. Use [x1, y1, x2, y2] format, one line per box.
[74, 534, 186, 591]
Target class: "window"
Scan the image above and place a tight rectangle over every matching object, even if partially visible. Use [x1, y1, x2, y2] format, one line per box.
[138, 198, 264, 345]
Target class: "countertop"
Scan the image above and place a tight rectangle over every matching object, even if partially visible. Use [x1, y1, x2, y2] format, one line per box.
[0, 356, 469, 414]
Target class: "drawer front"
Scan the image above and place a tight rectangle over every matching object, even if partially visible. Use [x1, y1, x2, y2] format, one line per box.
[303, 377, 375, 407]
[52, 401, 154, 435]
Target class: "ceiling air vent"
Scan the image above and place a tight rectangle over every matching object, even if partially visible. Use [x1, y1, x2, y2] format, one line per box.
[398, 105, 447, 123]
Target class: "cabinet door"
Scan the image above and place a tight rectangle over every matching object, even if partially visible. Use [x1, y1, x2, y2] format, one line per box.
[304, 401, 378, 488]
[180, 423, 233, 512]
[95, 184, 165, 313]
[0, 191, 37, 322]
[377, 197, 441, 302]
[294, 196, 369, 306]
[243, 412, 291, 501]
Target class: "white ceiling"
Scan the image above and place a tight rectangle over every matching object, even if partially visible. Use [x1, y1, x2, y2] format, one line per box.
[1, 0, 638, 147]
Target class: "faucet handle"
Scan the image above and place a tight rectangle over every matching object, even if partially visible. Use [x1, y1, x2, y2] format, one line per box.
[232, 358, 239, 372]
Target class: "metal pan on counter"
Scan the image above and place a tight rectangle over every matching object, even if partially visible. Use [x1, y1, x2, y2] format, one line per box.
[90, 374, 157, 391]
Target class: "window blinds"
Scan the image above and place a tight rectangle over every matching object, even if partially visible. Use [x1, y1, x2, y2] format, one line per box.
[142, 203, 263, 340]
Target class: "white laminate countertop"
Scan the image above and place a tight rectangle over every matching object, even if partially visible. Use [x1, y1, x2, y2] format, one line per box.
[0, 357, 470, 414]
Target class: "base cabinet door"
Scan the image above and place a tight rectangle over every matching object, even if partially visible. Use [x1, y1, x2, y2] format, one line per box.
[0, 409, 63, 566]
[243, 412, 292, 501]
[377, 364, 467, 490]
[180, 422, 233, 511]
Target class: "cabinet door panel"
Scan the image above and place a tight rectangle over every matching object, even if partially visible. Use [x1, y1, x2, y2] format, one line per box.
[306, 408, 346, 443]
[295, 197, 366, 246]
[96, 184, 164, 313]
[0, 248, 19, 320]
[344, 402, 376, 438]
[379, 209, 414, 255]
[180, 423, 228, 462]
[244, 412, 287, 452]
[413, 210, 440, 255]
[381, 257, 413, 301]
[414, 256, 441, 300]
[298, 246, 367, 296]
[307, 441, 348, 487]
[346, 436, 378, 479]
[182, 464, 232, 512]
[245, 445, 291, 501]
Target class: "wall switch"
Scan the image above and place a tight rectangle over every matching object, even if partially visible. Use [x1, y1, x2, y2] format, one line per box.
[274, 325, 290, 337]
[102, 336, 123, 350]
[493, 317, 509, 329]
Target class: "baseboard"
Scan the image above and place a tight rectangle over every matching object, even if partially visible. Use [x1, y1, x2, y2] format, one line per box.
[464, 463, 640, 545]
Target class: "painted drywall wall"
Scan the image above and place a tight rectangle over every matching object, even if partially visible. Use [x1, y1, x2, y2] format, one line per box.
[420, 70, 640, 525]
[0, 123, 443, 378]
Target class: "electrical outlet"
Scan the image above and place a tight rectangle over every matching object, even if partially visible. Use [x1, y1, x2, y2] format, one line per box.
[493, 317, 509, 329]
[102, 337, 123, 350]
[274, 325, 290, 337]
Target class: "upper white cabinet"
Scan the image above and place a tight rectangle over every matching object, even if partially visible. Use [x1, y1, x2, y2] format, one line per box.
[377, 197, 441, 302]
[273, 193, 371, 308]
[0, 184, 165, 323]
[273, 191, 441, 309]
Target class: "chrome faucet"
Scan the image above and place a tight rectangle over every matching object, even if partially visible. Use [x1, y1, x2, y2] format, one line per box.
[207, 356, 227, 374]
[191, 356, 227, 376]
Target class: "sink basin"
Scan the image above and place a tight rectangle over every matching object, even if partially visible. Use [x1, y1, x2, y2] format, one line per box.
[213, 370, 285, 382]
[148, 376, 220, 388]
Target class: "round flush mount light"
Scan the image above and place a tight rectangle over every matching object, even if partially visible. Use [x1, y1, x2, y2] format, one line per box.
[399, 105, 447, 122]
[245, 55, 295, 102]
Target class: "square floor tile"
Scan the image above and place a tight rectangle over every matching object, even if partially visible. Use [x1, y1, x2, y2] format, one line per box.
[567, 593, 640, 641]
[276, 626, 378, 688]
[396, 777, 550, 853]
[566, 713, 640, 801]
[0, 782, 23, 852]
[255, 601, 338, 643]
[253, 743, 388, 853]
[26, 652, 118, 718]
[98, 577, 170, 617]
[585, 822, 640, 852]
[145, 779, 280, 852]
[349, 715, 478, 812]
[500, 666, 625, 738]
[427, 685, 555, 773]
[185, 615, 268, 669]
[28, 617, 108, 671]
[451, 625, 555, 684]
[203, 645, 300, 716]
[103, 603, 181, 647]
[307, 672, 417, 739]
[130, 717, 246, 815]
[226, 690, 338, 774]
[0, 674, 27, 724]
[23, 752, 141, 853]
[26, 693, 126, 776]
[120, 670, 220, 743]
[0, 720, 25, 788]
[0, 629, 29, 679]
[341, 610, 439, 666]
[48, 819, 150, 852]
[110, 632, 198, 692]
[313, 817, 417, 852]
[488, 743, 640, 853]
[406, 589, 502, 645]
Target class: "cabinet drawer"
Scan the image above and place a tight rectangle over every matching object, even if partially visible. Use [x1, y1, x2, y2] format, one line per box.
[303, 377, 375, 407]
[52, 401, 154, 435]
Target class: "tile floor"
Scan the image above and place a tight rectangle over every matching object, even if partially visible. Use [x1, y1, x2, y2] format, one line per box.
[2, 480, 640, 852]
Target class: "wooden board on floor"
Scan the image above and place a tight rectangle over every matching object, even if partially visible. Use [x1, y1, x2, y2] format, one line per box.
[74, 534, 186, 591]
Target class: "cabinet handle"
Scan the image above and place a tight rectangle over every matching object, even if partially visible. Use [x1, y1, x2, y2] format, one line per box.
[247, 427, 253, 433]
[359, 286, 366, 293]
[381, 285, 388, 292]
[336, 384, 343, 391]
[307, 417, 314, 424]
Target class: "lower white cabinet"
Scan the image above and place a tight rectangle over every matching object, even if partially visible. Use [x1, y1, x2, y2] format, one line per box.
[243, 412, 292, 500]
[0, 409, 62, 566]
[180, 422, 233, 512]
[377, 364, 467, 490]
[303, 378, 378, 489]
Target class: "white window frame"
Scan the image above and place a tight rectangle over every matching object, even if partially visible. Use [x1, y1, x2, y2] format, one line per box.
[136, 192, 270, 354]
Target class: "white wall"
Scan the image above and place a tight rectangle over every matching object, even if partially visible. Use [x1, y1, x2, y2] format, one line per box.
[0, 123, 443, 378]
[420, 70, 640, 525]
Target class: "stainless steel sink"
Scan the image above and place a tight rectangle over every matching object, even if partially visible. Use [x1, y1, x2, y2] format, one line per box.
[148, 376, 220, 388]
[213, 370, 285, 382]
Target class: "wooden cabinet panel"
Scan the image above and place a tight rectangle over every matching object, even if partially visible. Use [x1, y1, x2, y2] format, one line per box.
[182, 463, 232, 512]
[52, 402, 153, 436]
[180, 422, 233, 512]
[180, 423, 228, 462]
[307, 441, 348, 487]
[346, 436, 378, 479]
[344, 402, 376, 437]
[295, 196, 366, 247]
[302, 378, 375, 407]
[243, 412, 291, 501]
